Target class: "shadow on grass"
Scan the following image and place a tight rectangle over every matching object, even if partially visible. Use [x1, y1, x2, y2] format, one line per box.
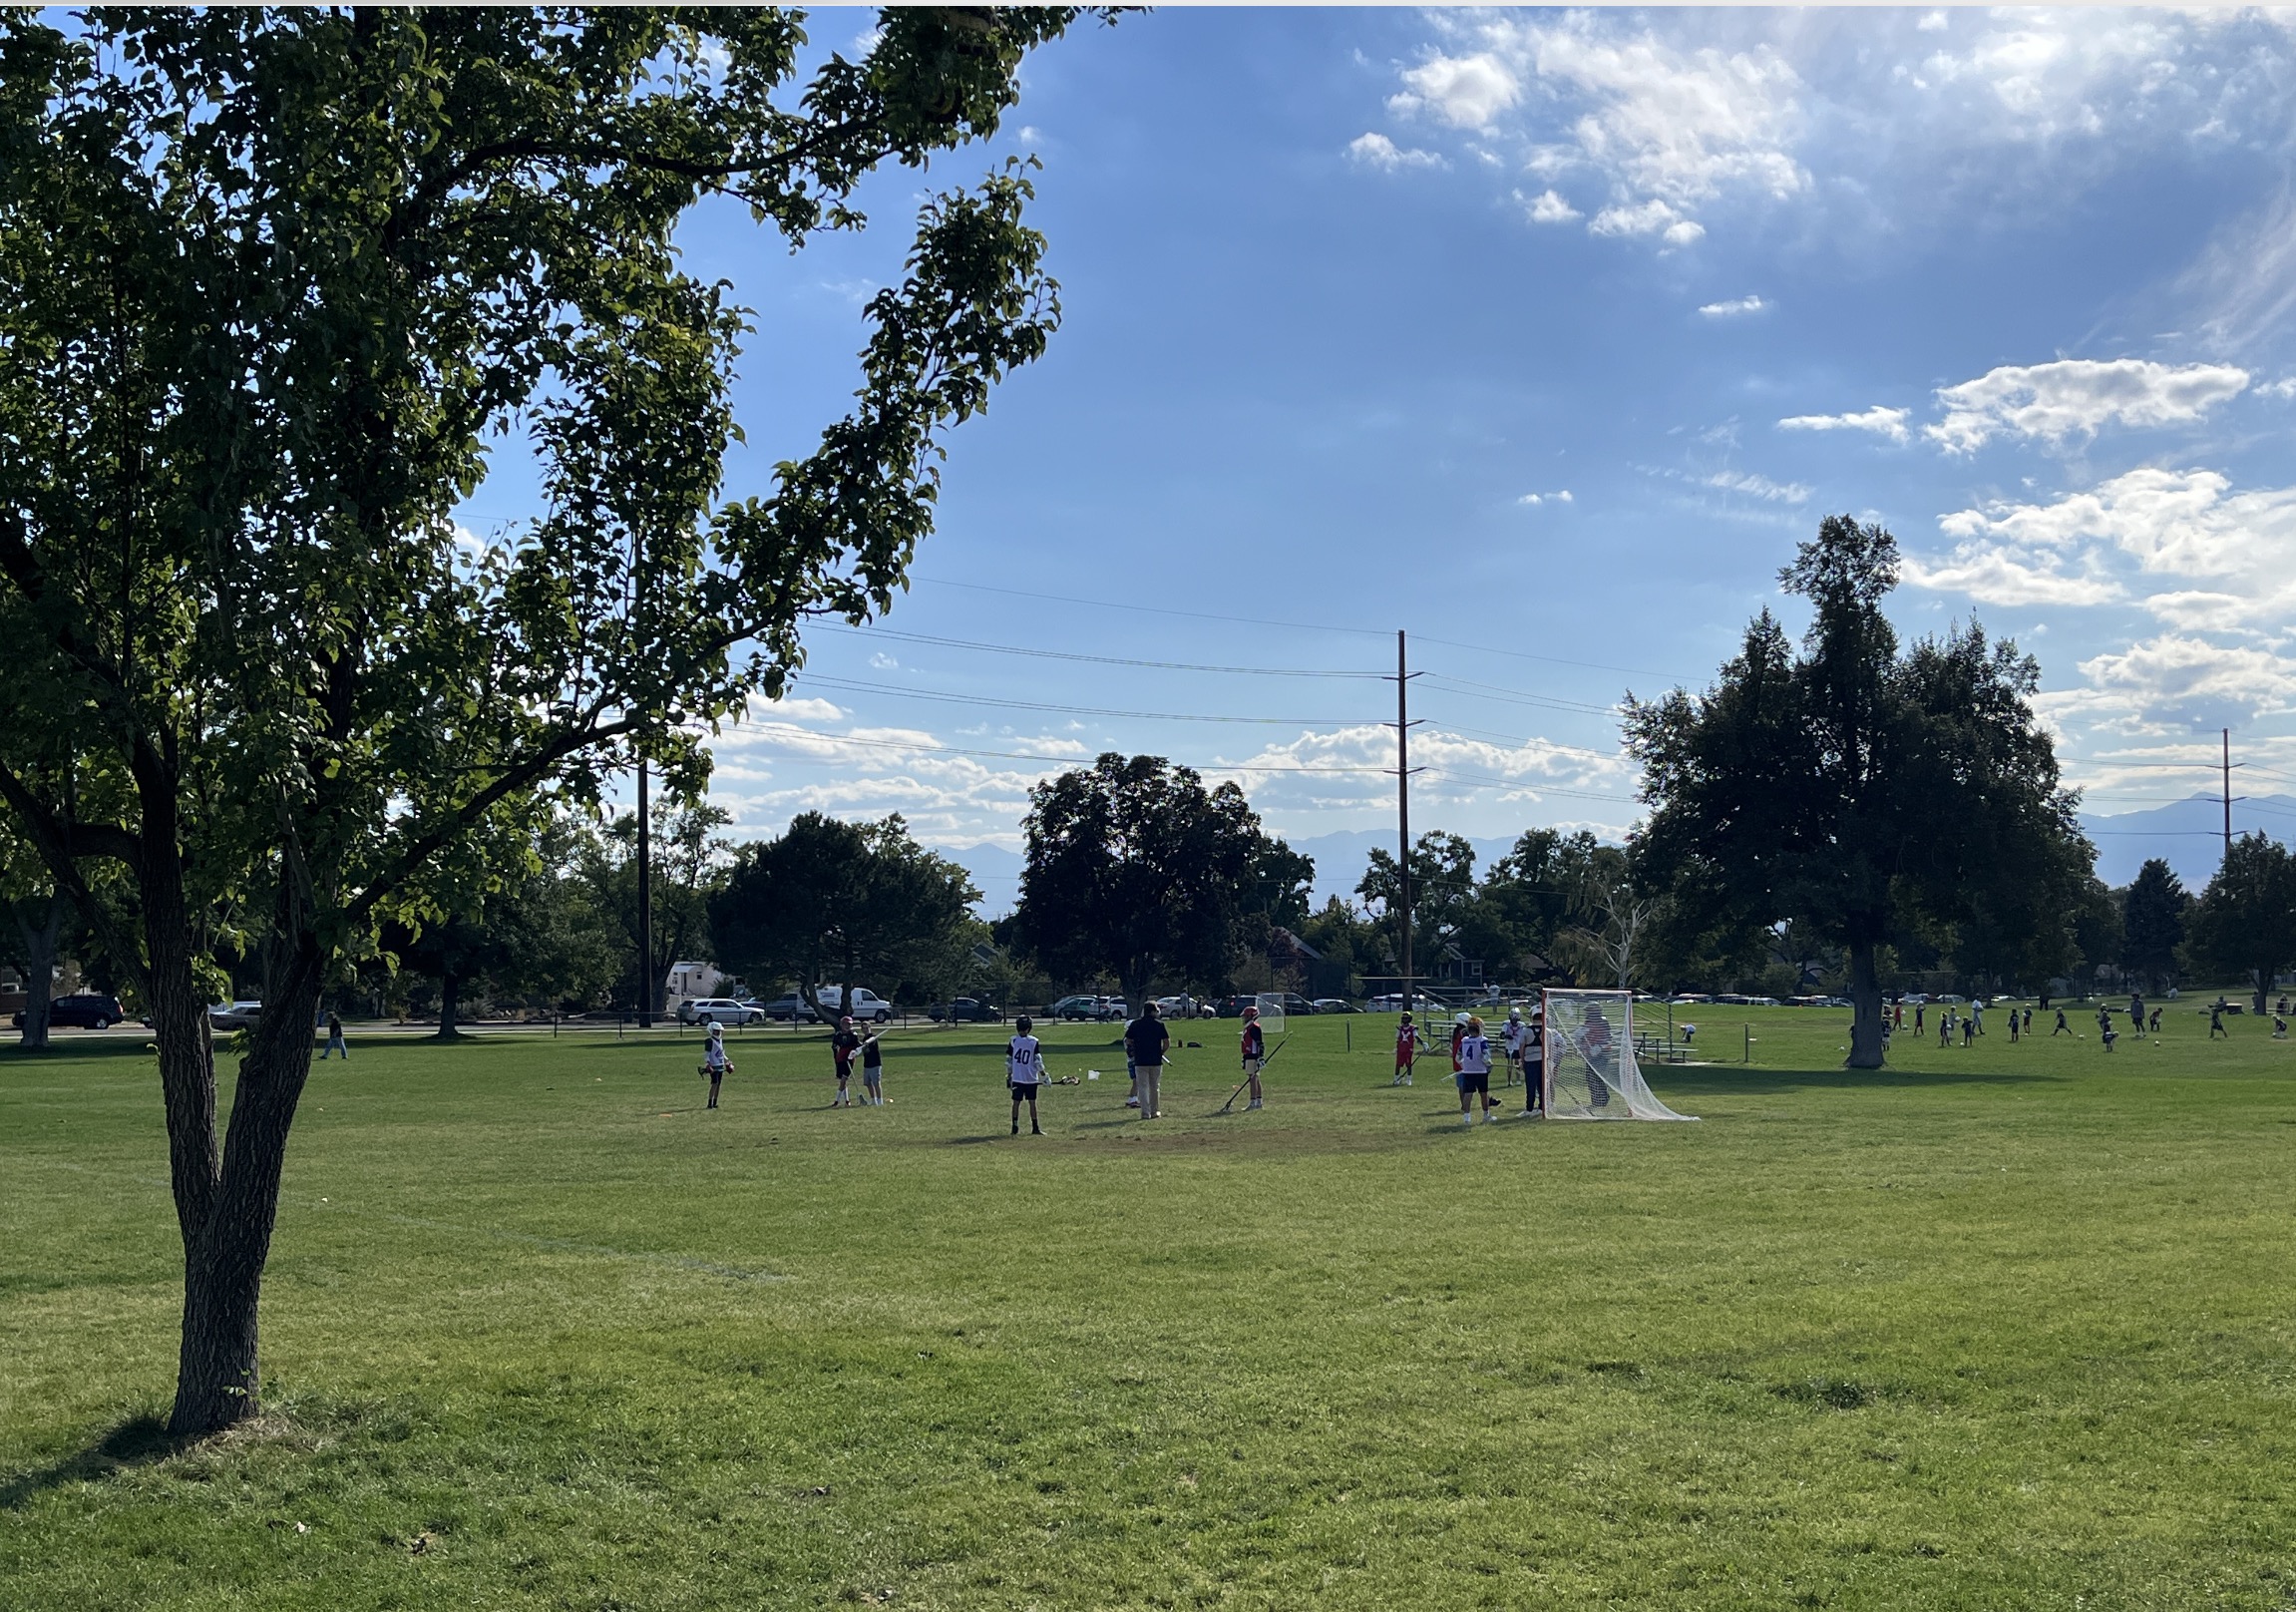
[0, 1412, 183, 1510]
[1660, 1064, 2063, 1096]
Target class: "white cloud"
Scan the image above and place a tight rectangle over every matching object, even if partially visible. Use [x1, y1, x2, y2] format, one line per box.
[1699, 294, 1766, 317]
[2261, 377, 2296, 400]
[1900, 544, 2121, 608]
[1347, 132, 1443, 173]
[1706, 470, 1809, 504]
[1935, 467, 2296, 595]
[1589, 199, 1705, 244]
[1391, 52, 1521, 130]
[1917, 11, 1948, 33]
[2074, 635, 2296, 729]
[1776, 405, 1911, 443]
[868, 651, 900, 670]
[1519, 490, 1573, 506]
[1926, 358, 2249, 452]
[1525, 188, 1581, 223]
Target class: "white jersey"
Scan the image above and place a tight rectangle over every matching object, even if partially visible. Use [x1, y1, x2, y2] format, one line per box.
[1006, 1034, 1045, 1084]
[1458, 1033, 1491, 1075]
[1502, 1020, 1528, 1055]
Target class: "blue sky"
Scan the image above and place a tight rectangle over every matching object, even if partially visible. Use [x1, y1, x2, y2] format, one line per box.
[460, 8, 2296, 875]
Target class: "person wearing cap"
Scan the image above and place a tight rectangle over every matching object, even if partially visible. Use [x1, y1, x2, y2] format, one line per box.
[1455, 1014, 1497, 1125]
[700, 1021, 732, 1110]
[1391, 1010, 1419, 1086]
[1240, 1005, 1268, 1110]
[830, 1014, 861, 1107]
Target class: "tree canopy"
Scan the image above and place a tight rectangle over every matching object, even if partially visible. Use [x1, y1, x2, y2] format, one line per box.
[2120, 857, 2191, 995]
[710, 812, 979, 1013]
[2184, 835, 2296, 1015]
[0, 7, 1095, 1433]
[1627, 515, 2098, 1067]
[1009, 754, 1293, 1008]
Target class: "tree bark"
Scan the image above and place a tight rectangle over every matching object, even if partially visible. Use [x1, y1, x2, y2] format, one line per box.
[438, 968, 462, 1039]
[1846, 938, 1886, 1069]
[169, 939, 323, 1434]
[15, 892, 62, 1049]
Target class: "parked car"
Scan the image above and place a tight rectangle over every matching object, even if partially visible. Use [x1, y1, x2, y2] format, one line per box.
[679, 997, 763, 1027]
[932, 998, 1002, 1023]
[207, 1000, 263, 1030]
[1311, 998, 1359, 1014]
[821, 987, 895, 1023]
[1049, 994, 1126, 1021]
[758, 993, 821, 1022]
[12, 993, 125, 1030]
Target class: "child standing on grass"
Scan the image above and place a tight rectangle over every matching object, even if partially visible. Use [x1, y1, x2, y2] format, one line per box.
[1392, 1011, 1418, 1086]
[321, 1012, 348, 1060]
[830, 1014, 861, 1107]
[2053, 1007, 2071, 1035]
[1239, 1005, 1267, 1110]
[2008, 1006, 2021, 1044]
[701, 1022, 730, 1109]
[860, 1026, 886, 1105]
[1455, 1015, 1497, 1125]
[1502, 1007, 1527, 1087]
[1006, 1015, 1045, 1135]
[2149, 1006, 2161, 1034]
[1520, 1008, 1546, 1117]
[2210, 1004, 2229, 1039]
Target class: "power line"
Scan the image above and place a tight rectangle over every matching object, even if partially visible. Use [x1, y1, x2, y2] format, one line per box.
[736, 723, 1392, 773]
[794, 674, 1368, 727]
[909, 575, 1693, 680]
[816, 623, 1380, 679]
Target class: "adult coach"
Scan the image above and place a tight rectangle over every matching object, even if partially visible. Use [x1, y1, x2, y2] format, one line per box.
[1126, 1001, 1170, 1118]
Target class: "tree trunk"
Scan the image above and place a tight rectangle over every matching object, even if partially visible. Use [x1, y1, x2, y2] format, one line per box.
[2254, 968, 2271, 1019]
[170, 941, 323, 1434]
[438, 968, 462, 1039]
[1846, 938, 1886, 1069]
[15, 892, 62, 1049]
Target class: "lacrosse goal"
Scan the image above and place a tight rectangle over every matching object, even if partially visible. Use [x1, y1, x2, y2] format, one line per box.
[1542, 989, 1697, 1121]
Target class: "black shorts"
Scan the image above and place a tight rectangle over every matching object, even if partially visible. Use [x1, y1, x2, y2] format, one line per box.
[1456, 1068, 1490, 1095]
[1008, 1080, 1041, 1099]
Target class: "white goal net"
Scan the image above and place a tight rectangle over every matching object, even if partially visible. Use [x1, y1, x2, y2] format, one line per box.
[1252, 994, 1287, 1034]
[1542, 989, 1697, 1121]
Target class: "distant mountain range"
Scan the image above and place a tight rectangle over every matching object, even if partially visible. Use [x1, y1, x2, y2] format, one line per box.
[937, 794, 2291, 919]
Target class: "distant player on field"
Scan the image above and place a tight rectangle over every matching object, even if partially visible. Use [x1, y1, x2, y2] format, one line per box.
[1391, 1010, 1419, 1085]
[1239, 1005, 1268, 1110]
[1125, 1001, 1170, 1118]
[1006, 1014, 1046, 1135]
[860, 1026, 886, 1105]
[1519, 1007, 1546, 1117]
[701, 1021, 730, 1109]
[1455, 1014, 1497, 1125]
[830, 1014, 861, 1107]
[1501, 1007, 1528, 1086]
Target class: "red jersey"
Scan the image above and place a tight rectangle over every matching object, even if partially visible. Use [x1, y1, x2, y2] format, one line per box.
[1394, 1022, 1419, 1064]
[1241, 1021, 1265, 1060]
[1450, 1022, 1466, 1071]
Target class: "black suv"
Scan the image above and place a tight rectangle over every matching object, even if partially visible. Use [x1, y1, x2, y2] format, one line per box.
[14, 994, 125, 1029]
[931, 998, 1002, 1023]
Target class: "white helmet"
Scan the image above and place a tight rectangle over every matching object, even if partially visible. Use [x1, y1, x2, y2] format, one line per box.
[1508, 1006, 1523, 1019]
[707, 1021, 723, 1038]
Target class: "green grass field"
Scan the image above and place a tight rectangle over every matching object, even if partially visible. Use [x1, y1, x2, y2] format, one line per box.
[6, 1006, 2296, 1609]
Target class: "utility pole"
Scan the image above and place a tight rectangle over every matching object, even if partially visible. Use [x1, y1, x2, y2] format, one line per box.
[636, 757, 653, 1029]
[1388, 630, 1424, 1008]
[2223, 727, 2245, 866]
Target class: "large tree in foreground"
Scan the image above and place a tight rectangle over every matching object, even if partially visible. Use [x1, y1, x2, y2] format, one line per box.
[0, 8, 1092, 1434]
[1010, 755, 1290, 1008]
[1626, 515, 2096, 1068]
